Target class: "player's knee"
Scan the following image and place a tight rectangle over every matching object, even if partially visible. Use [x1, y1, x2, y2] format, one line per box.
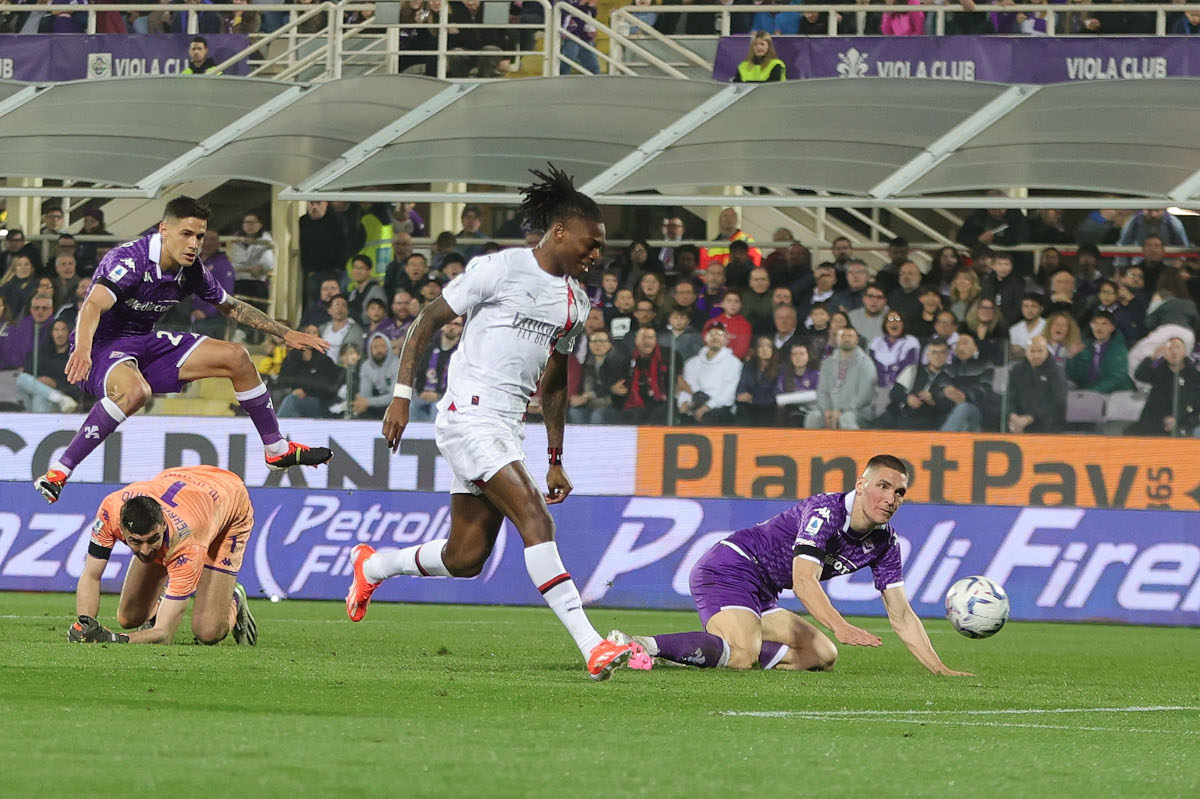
[811, 639, 839, 671]
[116, 609, 145, 630]
[192, 619, 228, 645]
[224, 343, 256, 377]
[111, 379, 151, 412]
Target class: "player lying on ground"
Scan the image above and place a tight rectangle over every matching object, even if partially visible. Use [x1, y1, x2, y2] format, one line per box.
[70, 465, 257, 646]
[346, 165, 636, 680]
[610, 454, 971, 676]
[36, 196, 333, 504]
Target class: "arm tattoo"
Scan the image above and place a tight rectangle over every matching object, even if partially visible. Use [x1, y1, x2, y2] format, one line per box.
[221, 297, 291, 339]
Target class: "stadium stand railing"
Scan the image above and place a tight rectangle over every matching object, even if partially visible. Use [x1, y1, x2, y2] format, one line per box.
[607, 3, 1200, 77]
[9, 1, 1192, 82]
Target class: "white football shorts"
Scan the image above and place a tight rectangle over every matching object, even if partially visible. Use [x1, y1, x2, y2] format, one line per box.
[434, 405, 526, 496]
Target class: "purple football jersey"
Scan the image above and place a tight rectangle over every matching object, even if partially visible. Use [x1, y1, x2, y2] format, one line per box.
[84, 234, 227, 343]
[725, 491, 904, 594]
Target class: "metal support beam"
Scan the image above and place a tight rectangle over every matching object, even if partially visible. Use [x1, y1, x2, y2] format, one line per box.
[0, 85, 43, 122]
[276, 190, 1181, 210]
[579, 84, 754, 196]
[1168, 166, 1200, 202]
[292, 83, 479, 193]
[137, 84, 311, 194]
[867, 85, 1039, 199]
[0, 186, 151, 198]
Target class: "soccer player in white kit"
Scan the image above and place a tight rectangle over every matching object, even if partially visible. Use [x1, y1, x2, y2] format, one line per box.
[345, 166, 637, 680]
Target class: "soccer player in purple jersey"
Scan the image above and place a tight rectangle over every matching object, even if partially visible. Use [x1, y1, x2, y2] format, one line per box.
[610, 454, 972, 676]
[35, 197, 334, 504]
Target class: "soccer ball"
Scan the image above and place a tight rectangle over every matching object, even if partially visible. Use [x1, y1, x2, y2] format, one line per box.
[945, 576, 1009, 639]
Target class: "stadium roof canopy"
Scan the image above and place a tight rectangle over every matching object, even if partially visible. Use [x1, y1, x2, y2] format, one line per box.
[3, 74, 1200, 209]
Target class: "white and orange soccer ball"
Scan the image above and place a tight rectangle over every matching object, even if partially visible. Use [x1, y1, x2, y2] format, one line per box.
[945, 576, 1010, 639]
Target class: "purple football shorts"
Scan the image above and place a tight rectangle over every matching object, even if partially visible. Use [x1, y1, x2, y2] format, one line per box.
[79, 331, 208, 399]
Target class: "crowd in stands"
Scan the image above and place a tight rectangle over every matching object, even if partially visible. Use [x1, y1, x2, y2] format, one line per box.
[4, 198, 1200, 438]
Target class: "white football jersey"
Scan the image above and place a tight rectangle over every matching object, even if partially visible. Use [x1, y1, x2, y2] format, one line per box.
[438, 247, 591, 415]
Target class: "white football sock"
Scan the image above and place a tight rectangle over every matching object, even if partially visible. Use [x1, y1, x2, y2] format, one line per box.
[50, 459, 72, 478]
[264, 439, 290, 457]
[364, 540, 451, 582]
[524, 541, 602, 659]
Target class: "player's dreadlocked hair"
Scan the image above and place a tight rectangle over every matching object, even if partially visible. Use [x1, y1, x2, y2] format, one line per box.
[520, 164, 602, 231]
[121, 495, 165, 536]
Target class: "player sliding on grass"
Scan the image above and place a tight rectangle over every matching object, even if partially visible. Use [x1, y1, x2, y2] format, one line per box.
[609, 454, 972, 676]
[69, 465, 257, 646]
[36, 196, 333, 505]
[346, 165, 637, 680]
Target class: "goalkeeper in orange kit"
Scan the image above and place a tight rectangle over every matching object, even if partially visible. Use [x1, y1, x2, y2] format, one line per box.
[69, 465, 257, 646]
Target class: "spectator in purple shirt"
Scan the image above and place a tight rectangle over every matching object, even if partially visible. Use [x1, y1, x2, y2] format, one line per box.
[190, 229, 235, 339]
[46, 0, 89, 33]
[559, 0, 599, 74]
[0, 292, 54, 371]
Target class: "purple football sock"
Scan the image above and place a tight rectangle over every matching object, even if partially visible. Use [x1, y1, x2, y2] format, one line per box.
[235, 383, 284, 448]
[650, 631, 729, 668]
[758, 641, 789, 670]
[58, 397, 126, 472]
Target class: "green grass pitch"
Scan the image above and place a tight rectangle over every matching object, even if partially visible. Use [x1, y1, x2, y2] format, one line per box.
[1, 592, 1198, 798]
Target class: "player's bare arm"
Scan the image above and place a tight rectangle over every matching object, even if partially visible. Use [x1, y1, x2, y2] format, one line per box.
[65, 284, 116, 384]
[539, 350, 573, 505]
[69, 554, 130, 644]
[122, 598, 188, 644]
[883, 586, 973, 676]
[383, 296, 458, 451]
[75, 554, 106, 619]
[791, 558, 882, 647]
[218, 296, 329, 352]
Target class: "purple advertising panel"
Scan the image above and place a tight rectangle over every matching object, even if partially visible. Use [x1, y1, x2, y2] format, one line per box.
[0, 34, 249, 81]
[714, 36, 1200, 83]
[1, 485, 1197, 626]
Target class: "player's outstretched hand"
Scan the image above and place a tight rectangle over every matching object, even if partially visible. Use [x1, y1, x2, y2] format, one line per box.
[935, 667, 974, 677]
[835, 624, 882, 647]
[65, 349, 92, 385]
[68, 615, 129, 644]
[283, 329, 331, 353]
[545, 465, 573, 505]
[382, 399, 410, 453]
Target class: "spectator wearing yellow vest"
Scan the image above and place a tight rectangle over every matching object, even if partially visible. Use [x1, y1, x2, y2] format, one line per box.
[700, 207, 763, 272]
[182, 36, 222, 75]
[734, 32, 786, 83]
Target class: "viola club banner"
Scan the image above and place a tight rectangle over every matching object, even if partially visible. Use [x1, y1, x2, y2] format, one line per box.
[0, 413, 636, 495]
[634, 428, 1200, 512]
[0, 34, 249, 81]
[713, 36, 1200, 83]
[1, 487, 1197, 626]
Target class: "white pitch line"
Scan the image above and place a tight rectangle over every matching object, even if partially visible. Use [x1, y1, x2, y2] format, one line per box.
[805, 717, 1196, 735]
[722, 705, 1200, 718]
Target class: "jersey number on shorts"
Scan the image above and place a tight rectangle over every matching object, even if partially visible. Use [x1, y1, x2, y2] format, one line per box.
[160, 481, 186, 507]
[156, 330, 184, 347]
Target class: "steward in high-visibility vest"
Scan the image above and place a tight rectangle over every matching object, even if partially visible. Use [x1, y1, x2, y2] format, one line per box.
[736, 58, 785, 83]
[733, 32, 786, 83]
[183, 36, 223, 75]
